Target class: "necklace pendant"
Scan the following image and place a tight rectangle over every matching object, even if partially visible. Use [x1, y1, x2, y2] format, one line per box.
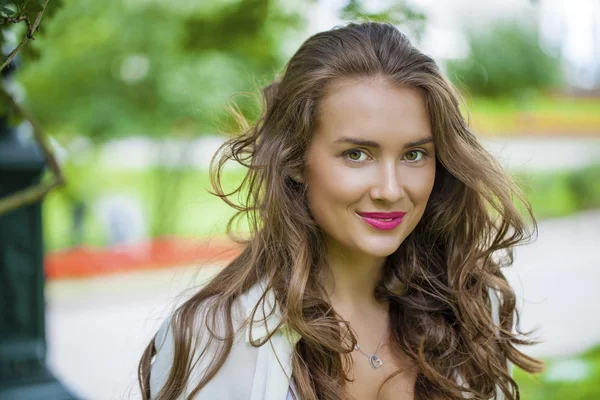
[369, 355, 383, 369]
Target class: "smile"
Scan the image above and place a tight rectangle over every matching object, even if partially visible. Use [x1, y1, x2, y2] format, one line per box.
[356, 211, 406, 231]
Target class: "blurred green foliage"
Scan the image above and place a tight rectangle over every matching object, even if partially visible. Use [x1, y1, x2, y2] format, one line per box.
[43, 156, 249, 250]
[0, 0, 62, 55]
[17, 0, 306, 141]
[0, 0, 62, 117]
[515, 345, 600, 400]
[341, 0, 426, 39]
[447, 21, 563, 98]
[17, 0, 426, 141]
[514, 164, 600, 219]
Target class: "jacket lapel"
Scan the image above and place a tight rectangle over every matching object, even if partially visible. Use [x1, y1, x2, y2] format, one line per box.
[243, 281, 300, 400]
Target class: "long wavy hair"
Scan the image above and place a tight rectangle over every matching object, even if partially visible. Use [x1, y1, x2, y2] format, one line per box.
[139, 21, 544, 400]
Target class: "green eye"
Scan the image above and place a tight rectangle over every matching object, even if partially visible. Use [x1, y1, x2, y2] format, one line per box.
[348, 150, 361, 160]
[344, 149, 367, 162]
[405, 150, 425, 162]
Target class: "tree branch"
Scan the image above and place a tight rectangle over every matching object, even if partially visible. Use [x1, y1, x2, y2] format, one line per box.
[0, 87, 65, 216]
[0, 181, 60, 215]
[0, 0, 50, 71]
[0, 16, 28, 25]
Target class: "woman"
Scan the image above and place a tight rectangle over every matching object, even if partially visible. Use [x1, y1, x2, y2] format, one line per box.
[139, 22, 544, 400]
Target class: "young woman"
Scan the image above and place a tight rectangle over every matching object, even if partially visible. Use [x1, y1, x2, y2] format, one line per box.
[139, 22, 544, 400]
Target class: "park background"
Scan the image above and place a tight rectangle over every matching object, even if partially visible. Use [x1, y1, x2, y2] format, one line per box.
[2, 0, 600, 398]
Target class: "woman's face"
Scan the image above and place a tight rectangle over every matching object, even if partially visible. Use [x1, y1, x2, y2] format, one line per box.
[303, 78, 436, 260]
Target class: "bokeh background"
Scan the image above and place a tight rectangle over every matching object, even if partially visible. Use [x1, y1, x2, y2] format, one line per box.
[4, 0, 600, 398]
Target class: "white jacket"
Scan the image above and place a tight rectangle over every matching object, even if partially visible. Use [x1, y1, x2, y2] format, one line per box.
[150, 281, 509, 399]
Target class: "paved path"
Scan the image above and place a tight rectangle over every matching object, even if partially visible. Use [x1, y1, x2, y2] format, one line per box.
[46, 264, 223, 400]
[503, 209, 600, 357]
[46, 210, 600, 399]
[481, 136, 600, 172]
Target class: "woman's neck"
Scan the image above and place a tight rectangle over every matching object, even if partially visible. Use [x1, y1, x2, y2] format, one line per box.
[322, 244, 389, 318]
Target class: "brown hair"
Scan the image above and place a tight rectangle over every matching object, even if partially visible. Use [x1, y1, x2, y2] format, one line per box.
[139, 21, 543, 400]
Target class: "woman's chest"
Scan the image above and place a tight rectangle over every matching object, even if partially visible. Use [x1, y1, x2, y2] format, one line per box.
[344, 346, 418, 400]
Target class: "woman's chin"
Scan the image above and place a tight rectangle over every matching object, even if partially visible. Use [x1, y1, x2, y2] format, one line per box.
[358, 238, 403, 258]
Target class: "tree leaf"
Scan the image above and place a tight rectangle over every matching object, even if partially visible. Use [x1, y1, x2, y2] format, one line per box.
[2, 4, 17, 16]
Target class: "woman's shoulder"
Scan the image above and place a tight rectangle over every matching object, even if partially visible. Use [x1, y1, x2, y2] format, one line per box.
[149, 279, 290, 398]
[150, 295, 224, 398]
[153, 278, 271, 349]
[151, 286, 253, 365]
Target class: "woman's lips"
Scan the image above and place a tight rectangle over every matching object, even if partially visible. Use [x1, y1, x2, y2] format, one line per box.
[357, 211, 406, 231]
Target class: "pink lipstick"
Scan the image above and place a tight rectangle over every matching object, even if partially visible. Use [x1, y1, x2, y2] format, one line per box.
[357, 211, 406, 231]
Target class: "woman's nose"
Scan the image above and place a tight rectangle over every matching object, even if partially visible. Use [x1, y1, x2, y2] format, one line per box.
[369, 161, 405, 203]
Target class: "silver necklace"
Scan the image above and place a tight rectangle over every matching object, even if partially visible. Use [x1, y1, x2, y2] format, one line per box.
[353, 331, 387, 369]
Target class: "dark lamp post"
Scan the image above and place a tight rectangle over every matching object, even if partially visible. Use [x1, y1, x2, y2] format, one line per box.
[0, 125, 77, 399]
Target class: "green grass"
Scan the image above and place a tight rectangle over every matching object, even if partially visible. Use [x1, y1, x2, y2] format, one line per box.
[43, 159, 249, 250]
[513, 164, 600, 220]
[462, 95, 600, 135]
[467, 96, 600, 116]
[515, 345, 600, 400]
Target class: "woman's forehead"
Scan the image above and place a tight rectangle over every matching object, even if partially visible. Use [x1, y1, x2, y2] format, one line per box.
[314, 79, 432, 146]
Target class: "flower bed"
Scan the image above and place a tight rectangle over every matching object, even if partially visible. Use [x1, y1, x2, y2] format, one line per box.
[44, 236, 243, 280]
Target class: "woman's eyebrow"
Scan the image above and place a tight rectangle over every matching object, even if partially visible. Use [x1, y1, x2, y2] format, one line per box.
[333, 136, 434, 148]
